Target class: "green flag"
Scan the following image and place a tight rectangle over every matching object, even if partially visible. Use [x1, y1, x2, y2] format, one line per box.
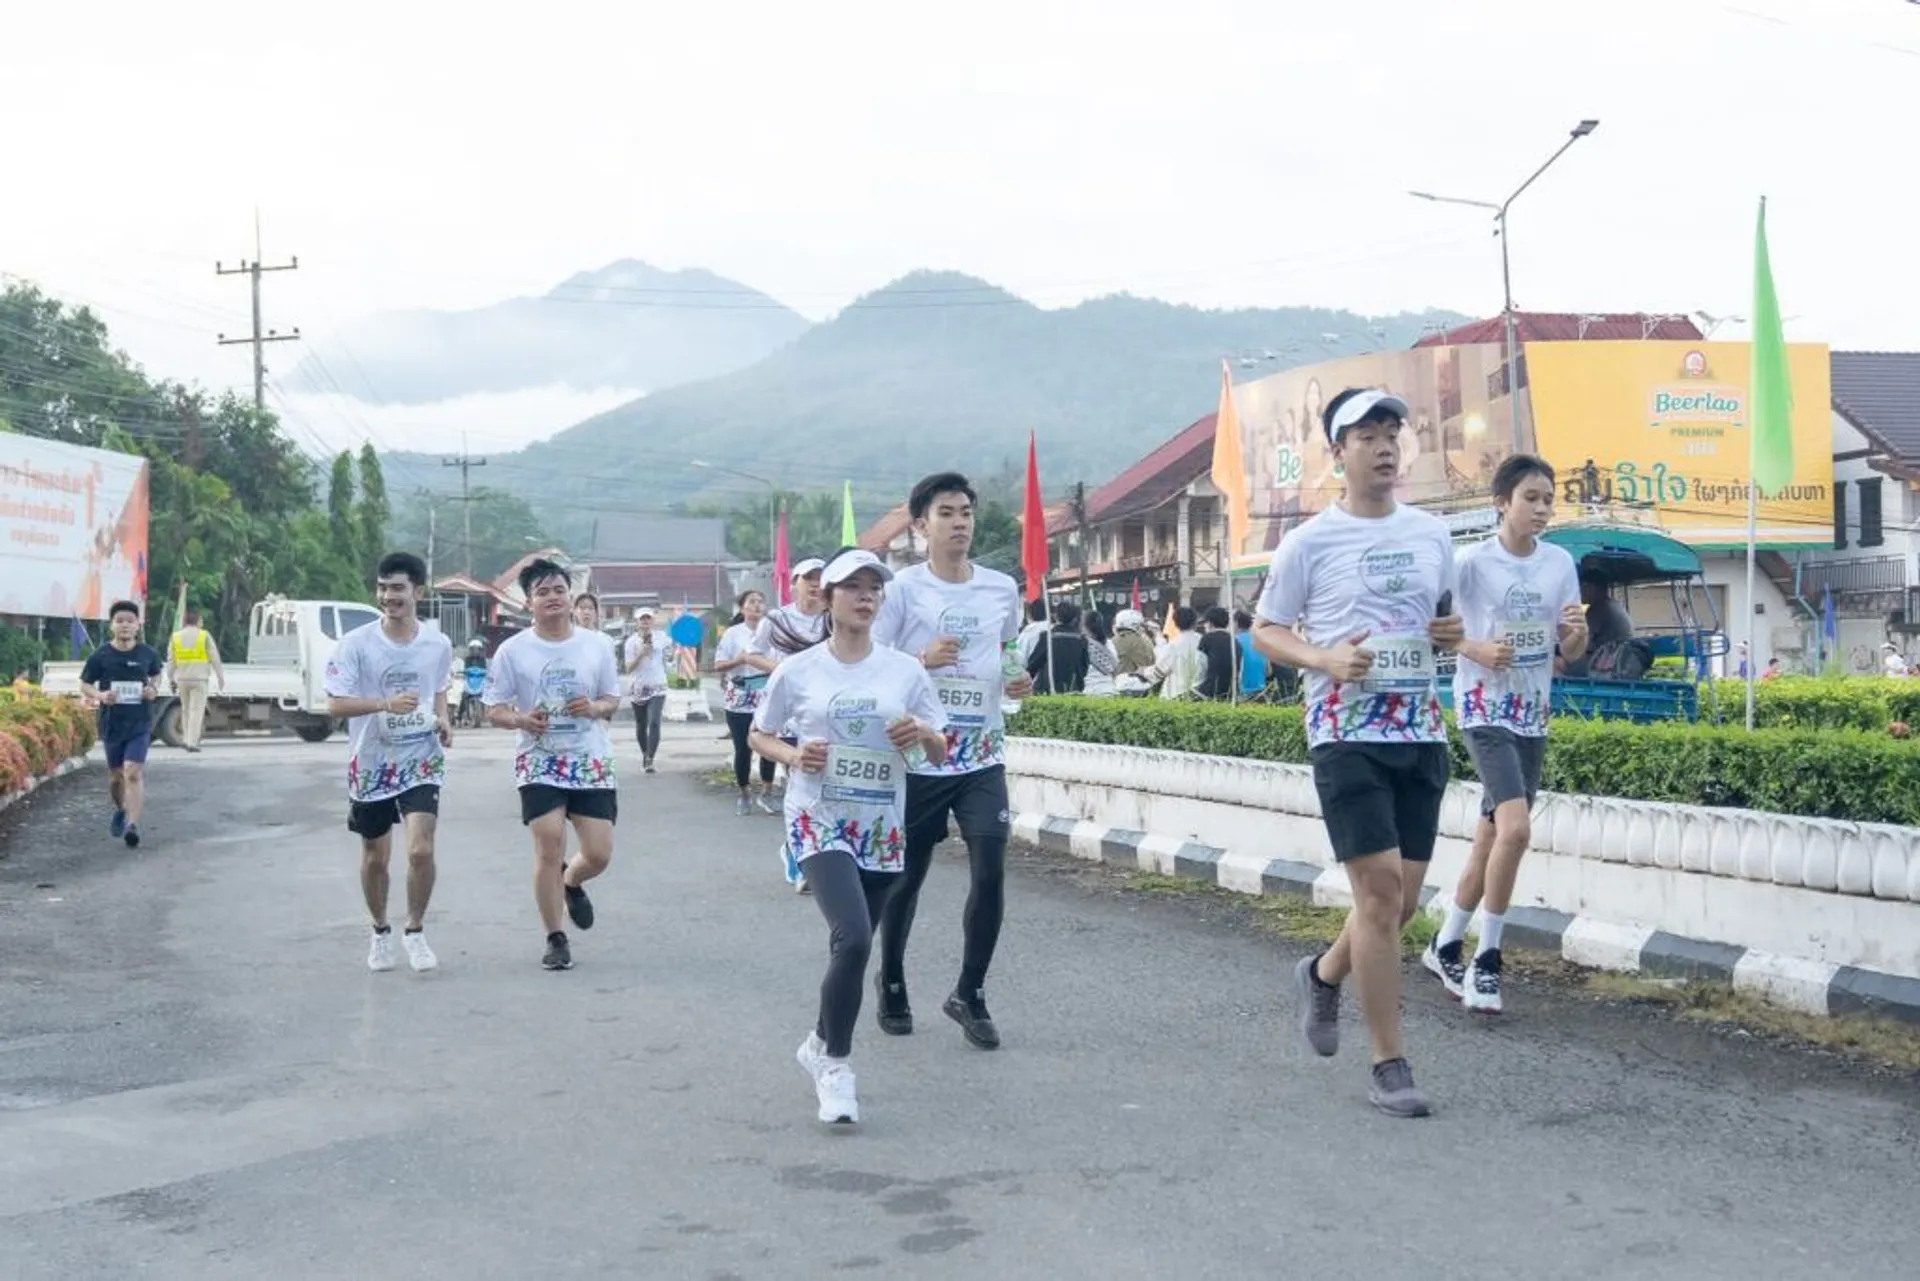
[1750, 197, 1794, 496]
[841, 481, 857, 545]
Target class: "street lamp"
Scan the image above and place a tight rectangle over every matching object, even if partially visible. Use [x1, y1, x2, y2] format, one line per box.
[1410, 117, 1601, 454]
[690, 459, 779, 569]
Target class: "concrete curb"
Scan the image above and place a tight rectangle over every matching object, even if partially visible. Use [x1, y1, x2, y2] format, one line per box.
[1014, 810, 1920, 1027]
[0, 755, 91, 817]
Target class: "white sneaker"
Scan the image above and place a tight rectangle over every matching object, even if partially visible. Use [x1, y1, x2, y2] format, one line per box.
[795, 1033, 858, 1124]
[367, 929, 397, 972]
[402, 931, 438, 972]
[1463, 948, 1504, 1015]
[755, 794, 778, 815]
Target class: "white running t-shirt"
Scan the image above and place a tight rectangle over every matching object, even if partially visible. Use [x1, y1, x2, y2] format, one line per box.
[1453, 536, 1580, 737]
[483, 625, 621, 789]
[872, 562, 1022, 775]
[1256, 502, 1455, 748]
[324, 621, 453, 802]
[752, 641, 945, 872]
[714, 622, 767, 713]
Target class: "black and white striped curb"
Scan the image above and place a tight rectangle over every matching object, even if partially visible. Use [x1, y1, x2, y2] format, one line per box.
[0, 756, 89, 816]
[1012, 812, 1920, 1027]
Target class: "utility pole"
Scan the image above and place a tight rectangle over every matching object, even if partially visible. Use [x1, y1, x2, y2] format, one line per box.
[444, 434, 487, 576]
[426, 505, 437, 584]
[1071, 480, 1090, 609]
[215, 215, 299, 412]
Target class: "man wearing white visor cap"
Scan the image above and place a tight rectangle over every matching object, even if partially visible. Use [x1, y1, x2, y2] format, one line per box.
[750, 545, 947, 1125]
[1252, 387, 1465, 1118]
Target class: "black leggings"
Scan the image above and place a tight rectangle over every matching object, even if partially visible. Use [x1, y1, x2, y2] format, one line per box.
[878, 826, 1008, 997]
[725, 711, 777, 789]
[801, 850, 898, 1058]
[632, 695, 664, 759]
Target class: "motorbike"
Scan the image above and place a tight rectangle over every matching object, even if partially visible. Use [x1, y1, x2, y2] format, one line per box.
[459, 666, 487, 728]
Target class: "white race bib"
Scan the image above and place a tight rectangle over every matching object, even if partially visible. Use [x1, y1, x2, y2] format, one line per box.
[1363, 634, 1435, 695]
[932, 676, 990, 728]
[379, 709, 431, 744]
[821, 744, 902, 808]
[1498, 619, 1554, 669]
[110, 680, 145, 703]
[539, 697, 582, 736]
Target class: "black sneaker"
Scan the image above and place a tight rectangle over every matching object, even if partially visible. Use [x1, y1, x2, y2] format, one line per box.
[942, 987, 1000, 1050]
[875, 971, 913, 1036]
[562, 863, 594, 931]
[109, 809, 126, 839]
[542, 932, 573, 971]
[123, 824, 141, 849]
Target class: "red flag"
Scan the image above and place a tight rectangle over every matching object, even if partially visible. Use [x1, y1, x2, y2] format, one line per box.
[773, 506, 792, 606]
[1020, 432, 1048, 603]
[1130, 577, 1141, 613]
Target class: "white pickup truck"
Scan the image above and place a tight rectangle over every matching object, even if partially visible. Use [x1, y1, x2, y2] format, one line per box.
[40, 597, 433, 747]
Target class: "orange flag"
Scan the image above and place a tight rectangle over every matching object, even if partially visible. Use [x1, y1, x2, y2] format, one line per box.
[1210, 359, 1250, 562]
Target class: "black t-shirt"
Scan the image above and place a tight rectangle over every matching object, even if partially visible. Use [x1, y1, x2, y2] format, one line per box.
[1198, 630, 1238, 698]
[80, 642, 163, 742]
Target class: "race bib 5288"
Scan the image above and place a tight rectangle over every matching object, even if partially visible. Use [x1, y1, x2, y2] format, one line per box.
[822, 744, 901, 807]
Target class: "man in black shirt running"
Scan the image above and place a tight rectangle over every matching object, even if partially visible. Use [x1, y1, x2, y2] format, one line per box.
[79, 599, 163, 848]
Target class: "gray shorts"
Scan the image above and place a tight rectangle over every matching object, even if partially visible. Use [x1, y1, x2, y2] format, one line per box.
[1462, 726, 1546, 816]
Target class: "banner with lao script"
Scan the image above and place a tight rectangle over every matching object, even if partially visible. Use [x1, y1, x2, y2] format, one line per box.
[0, 434, 150, 620]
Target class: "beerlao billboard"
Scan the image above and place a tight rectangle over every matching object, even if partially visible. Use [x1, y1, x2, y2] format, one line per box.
[1524, 340, 1833, 549]
[1233, 344, 1523, 556]
[0, 434, 150, 620]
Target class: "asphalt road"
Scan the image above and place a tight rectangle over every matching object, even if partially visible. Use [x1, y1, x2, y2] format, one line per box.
[2, 722, 1917, 1280]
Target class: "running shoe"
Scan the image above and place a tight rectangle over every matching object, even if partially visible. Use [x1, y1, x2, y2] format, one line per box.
[796, 1034, 858, 1126]
[1294, 954, 1341, 1057]
[402, 930, 438, 972]
[367, 928, 397, 972]
[123, 824, 141, 849]
[1463, 948, 1503, 1015]
[875, 971, 913, 1036]
[754, 794, 778, 816]
[942, 988, 1000, 1050]
[1422, 938, 1466, 1000]
[1368, 1057, 1433, 1118]
[542, 931, 573, 971]
[109, 809, 126, 839]
[736, 795, 752, 817]
[562, 863, 594, 930]
[644, 758, 656, 775]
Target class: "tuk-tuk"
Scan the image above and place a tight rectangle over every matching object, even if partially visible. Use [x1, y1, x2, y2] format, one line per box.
[1440, 518, 1726, 723]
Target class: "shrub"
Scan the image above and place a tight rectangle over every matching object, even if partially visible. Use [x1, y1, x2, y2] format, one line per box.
[1008, 696, 1920, 826]
[0, 691, 95, 793]
[1705, 676, 1920, 732]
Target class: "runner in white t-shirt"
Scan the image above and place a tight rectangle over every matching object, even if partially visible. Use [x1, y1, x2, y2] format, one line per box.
[623, 607, 670, 773]
[871, 471, 1032, 1050]
[714, 589, 779, 815]
[484, 559, 622, 972]
[1425, 455, 1587, 1014]
[323, 552, 455, 974]
[754, 558, 828, 889]
[1252, 388, 1464, 1119]
[751, 548, 947, 1126]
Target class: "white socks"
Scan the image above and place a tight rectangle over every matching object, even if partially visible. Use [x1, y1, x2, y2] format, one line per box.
[1438, 904, 1474, 950]
[1479, 912, 1506, 955]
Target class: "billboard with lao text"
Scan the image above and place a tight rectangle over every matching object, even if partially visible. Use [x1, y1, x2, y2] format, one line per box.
[0, 434, 150, 620]
[1233, 344, 1525, 556]
[1524, 340, 1834, 549]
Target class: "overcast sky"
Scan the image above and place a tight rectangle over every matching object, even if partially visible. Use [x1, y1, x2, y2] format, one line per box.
[4, 0, 1915, 455]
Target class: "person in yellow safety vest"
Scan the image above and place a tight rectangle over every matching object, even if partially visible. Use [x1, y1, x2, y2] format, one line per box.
[165, 607, 227, 752]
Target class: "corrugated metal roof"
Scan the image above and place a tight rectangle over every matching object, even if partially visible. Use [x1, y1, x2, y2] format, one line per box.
[1413, 312, 1703, 347]
[585, 515, 729, 562]
[1049, 413, 1217, 533]
[583, 562, 730, 603]
[1831, 351, 1920, 463]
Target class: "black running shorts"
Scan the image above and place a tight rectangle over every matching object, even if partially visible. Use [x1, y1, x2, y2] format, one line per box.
[904, 764, 1011, 845]
[1462, 726, 1546, 817]
[520, 784, 619, 826]
[347, 784, 441, 841]
[1309, 741, 1449, 863]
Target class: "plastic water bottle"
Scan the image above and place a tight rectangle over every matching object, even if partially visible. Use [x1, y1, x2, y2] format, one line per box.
[882, 699, 927, 770]
[1001, 639, 1024, 717]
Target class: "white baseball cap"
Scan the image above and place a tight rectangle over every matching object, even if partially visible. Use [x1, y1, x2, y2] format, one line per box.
[791, 557, 826, 580]
[821, 548, 895, 586]
[1324, 387, 1411, 445]
[635, 606, 656, 619]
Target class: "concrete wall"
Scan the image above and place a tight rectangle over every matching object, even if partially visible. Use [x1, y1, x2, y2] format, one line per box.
[1006, 738, 1920, 1012]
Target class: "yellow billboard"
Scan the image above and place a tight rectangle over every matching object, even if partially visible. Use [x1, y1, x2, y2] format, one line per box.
[1524, 340, 1833, 549]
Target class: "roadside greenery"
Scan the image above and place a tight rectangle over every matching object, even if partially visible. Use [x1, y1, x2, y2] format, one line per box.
[0, 687, 97, 792]
[1007, 696, 1920, 826]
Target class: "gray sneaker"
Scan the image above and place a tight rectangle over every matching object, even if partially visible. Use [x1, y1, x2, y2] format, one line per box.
[1294, 954, 1340, 1057]
[1368, 1057, 1432, 1118]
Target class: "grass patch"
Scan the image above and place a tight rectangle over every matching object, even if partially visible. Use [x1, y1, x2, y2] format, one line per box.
[1123, 873, 1208, 896]
[1119, 872, 1432, 956]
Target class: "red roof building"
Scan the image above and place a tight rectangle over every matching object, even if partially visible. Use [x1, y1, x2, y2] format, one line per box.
[1413, 311, 1704, 348]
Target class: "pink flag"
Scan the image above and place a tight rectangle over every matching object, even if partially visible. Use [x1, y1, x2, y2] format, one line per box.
[773, 507, 792, 606]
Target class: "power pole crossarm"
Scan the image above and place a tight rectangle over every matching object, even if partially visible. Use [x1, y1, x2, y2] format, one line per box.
[444, 445, 488, 577]
[215, 249, 300, 413]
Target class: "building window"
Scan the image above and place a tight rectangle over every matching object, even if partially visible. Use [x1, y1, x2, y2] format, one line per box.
[1834, 485, 1848, 550]
[1858, 477, 1885, 549]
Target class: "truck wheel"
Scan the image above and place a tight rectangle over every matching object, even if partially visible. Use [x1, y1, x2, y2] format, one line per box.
[155, 702, 185, 749]
[294, 719, 336, 743]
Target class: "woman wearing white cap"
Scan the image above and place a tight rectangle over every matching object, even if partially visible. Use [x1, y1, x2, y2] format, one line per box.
[750, 547, 947, 1126]
[713, 589, 779, 815]
[625, 607, 669, 773]
[754, 557, 829, 888]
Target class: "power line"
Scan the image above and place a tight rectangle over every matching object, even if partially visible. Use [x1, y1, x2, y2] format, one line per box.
[214, 217, 300, 412]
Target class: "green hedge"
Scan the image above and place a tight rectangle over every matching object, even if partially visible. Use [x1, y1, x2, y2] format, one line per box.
[1702, 677, 1920, 732]
[1007, 697, 1920, 826]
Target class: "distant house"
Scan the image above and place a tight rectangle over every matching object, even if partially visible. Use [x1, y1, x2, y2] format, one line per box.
[857, 503, 920, 569]
[581, 562, 735, 624]
[583, 515, 728, 563]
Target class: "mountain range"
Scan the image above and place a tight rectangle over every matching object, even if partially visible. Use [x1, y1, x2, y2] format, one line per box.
[372, 266, 1466, 548]
[284, 260, 810, 403]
